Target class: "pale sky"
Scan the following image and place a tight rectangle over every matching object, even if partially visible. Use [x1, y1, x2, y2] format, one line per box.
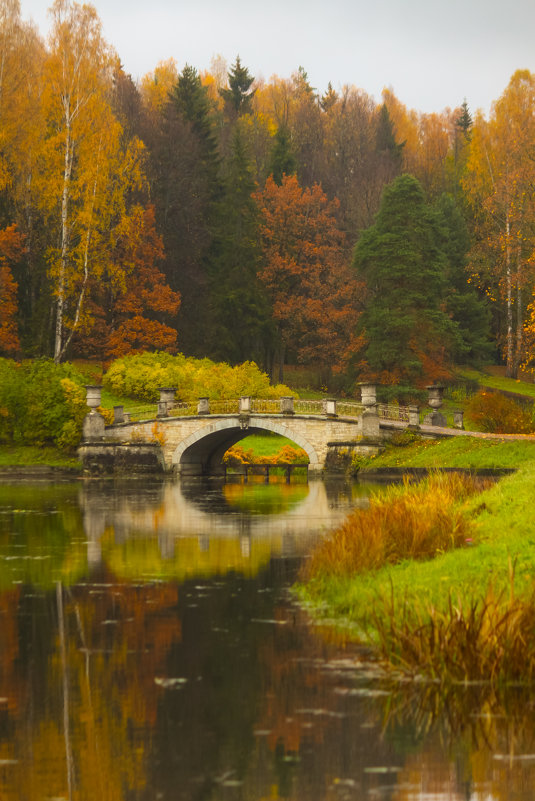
[19, 0, 535, 116]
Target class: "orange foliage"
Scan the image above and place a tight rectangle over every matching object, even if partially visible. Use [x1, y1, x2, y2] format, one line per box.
[0, 225, 24, 354]
[467, 390, 534, 434]
[255, 174, 362, 373]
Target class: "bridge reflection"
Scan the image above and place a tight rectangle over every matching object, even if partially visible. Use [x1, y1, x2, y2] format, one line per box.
[81, 479, 371, 573]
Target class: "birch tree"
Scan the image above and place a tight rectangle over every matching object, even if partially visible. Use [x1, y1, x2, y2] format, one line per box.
[463, 71, 535, 376]
[41, 0, 117, 362]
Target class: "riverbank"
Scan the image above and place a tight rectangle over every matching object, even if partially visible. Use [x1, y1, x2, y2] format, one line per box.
[297, 437, 535, 683]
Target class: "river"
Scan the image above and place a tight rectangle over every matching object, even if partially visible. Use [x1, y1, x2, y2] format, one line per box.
[0, 476, 534, 800]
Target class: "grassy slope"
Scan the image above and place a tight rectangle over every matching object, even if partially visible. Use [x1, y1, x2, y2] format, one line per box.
[298, 439, 535, 641]
[359, 435, 535, 471]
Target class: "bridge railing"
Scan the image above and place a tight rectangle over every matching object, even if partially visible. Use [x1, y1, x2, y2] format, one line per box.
[336, 401, 365, 418]
[250, 398, 281, 414]
[377, 403, 410, 423]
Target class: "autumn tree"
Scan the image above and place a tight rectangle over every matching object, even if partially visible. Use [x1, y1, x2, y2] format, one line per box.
[352, 174, 461, 386]
[255, 173, 360, 382]
[40, 0, 120, 362]
[0, 223, 23, 353]
[463, 70, 535, 376]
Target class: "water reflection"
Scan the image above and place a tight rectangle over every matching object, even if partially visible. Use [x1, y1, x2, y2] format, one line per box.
[0, 479, 534, 800]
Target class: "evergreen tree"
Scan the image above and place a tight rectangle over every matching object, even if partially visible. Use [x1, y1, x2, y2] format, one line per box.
[220, 56, 256, 117]
[207, 125, 272, 364]
[376, 103, 404, 170]
[353, 174, 461, 384]
[456, 99, 473, 140]
[435, 193, 493, 363]
[172, 64, 221, 189]
[269, 125, 297, 185]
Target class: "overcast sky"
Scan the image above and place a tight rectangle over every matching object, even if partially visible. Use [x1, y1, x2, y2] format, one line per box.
[18, 0, 535, 116]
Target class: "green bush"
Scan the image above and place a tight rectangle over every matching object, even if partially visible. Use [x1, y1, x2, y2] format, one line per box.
[103, 352, 297, 402]
[0, 358, 87, 449]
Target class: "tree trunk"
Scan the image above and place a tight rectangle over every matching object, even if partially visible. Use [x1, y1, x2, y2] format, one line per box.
[513, 246, 523, 377]
[54, 120, 73, 364]
[505, 216, 514, 377]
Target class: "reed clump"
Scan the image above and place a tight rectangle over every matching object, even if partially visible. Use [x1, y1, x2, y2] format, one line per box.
[303, 472, 481, 580]
[373, 563, 535, 684]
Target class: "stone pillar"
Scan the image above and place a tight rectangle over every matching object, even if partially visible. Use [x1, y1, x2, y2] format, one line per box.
[82, 411, 105, 442]
[113, 405, 124, 424]
[157, 401, 169, 418]
[361, 408, 380, 439]
[453, 409, 464, 429]
[323, 398, 337, 417]
[408, 405, 420, 428]
[280, 396, 294, 415]
[239, 396, 251, 413]
[197, 397, 210, 415]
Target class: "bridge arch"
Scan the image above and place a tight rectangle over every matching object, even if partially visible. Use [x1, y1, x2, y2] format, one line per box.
[171, 418, 321, 476]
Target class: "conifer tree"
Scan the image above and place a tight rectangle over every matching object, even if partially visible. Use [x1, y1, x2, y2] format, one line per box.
[269, 125, 297, 185]
[207, 125, 271, 364]
[219, 56, 256, 116]
[353, 174, 460, 385]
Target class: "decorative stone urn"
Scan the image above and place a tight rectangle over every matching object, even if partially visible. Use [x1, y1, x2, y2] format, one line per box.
[158, 387, 177, 406]
[358, 383, 377, 408]
[424, 384, 447, 427]
[85, 385, 102, 411]
[426, 384, 445, 410]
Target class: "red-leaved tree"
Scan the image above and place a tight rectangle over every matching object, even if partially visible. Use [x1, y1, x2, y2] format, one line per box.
[255, 174, 362, 382]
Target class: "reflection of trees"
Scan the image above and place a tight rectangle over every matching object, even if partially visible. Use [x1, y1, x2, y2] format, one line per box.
[0, 575, 182, 800]
[380, 680, 535, 800]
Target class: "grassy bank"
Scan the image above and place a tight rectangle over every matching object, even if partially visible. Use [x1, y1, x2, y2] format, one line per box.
[298, 440, 535, 684]
[0, 445, 81, 469]
[356, 433, 535, 471]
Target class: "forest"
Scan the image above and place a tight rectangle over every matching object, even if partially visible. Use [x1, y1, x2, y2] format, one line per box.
[1, 0, 534, 392]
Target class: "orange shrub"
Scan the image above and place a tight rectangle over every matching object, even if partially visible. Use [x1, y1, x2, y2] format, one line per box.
[466, 390, 534, 434]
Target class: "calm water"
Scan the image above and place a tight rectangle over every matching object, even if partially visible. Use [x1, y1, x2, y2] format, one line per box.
[0, 477, 534, 800]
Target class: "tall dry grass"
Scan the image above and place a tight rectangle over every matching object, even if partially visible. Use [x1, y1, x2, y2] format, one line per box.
[303, 472, 482, 580]
[373, 561, 535, 684]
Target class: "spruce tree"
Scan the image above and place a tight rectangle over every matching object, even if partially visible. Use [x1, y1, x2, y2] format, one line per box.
[207, 125, 272, 364]
[353, 174, 461, 384]
[269, 125, 297, 185]
[220, 56, 256, 117]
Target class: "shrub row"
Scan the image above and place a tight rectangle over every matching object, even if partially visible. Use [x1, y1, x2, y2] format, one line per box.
[103, 352, 296, 402]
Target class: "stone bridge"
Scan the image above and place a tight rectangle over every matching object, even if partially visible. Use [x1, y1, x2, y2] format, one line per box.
[79, 385, 462, 476]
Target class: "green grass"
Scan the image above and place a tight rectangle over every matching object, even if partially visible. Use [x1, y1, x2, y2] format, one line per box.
[297, 449, 535, 683]
[357, 435, 535, 471]
[235, 433, 303, 459]
[0, 445, 81, 468]
[457, 366, 535, 400]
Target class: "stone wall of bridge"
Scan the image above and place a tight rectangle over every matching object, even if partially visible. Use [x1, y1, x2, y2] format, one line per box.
[101, 412, 376, 475]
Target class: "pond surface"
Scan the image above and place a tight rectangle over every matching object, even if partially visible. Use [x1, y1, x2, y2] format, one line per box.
[0, 477, 535, 800]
